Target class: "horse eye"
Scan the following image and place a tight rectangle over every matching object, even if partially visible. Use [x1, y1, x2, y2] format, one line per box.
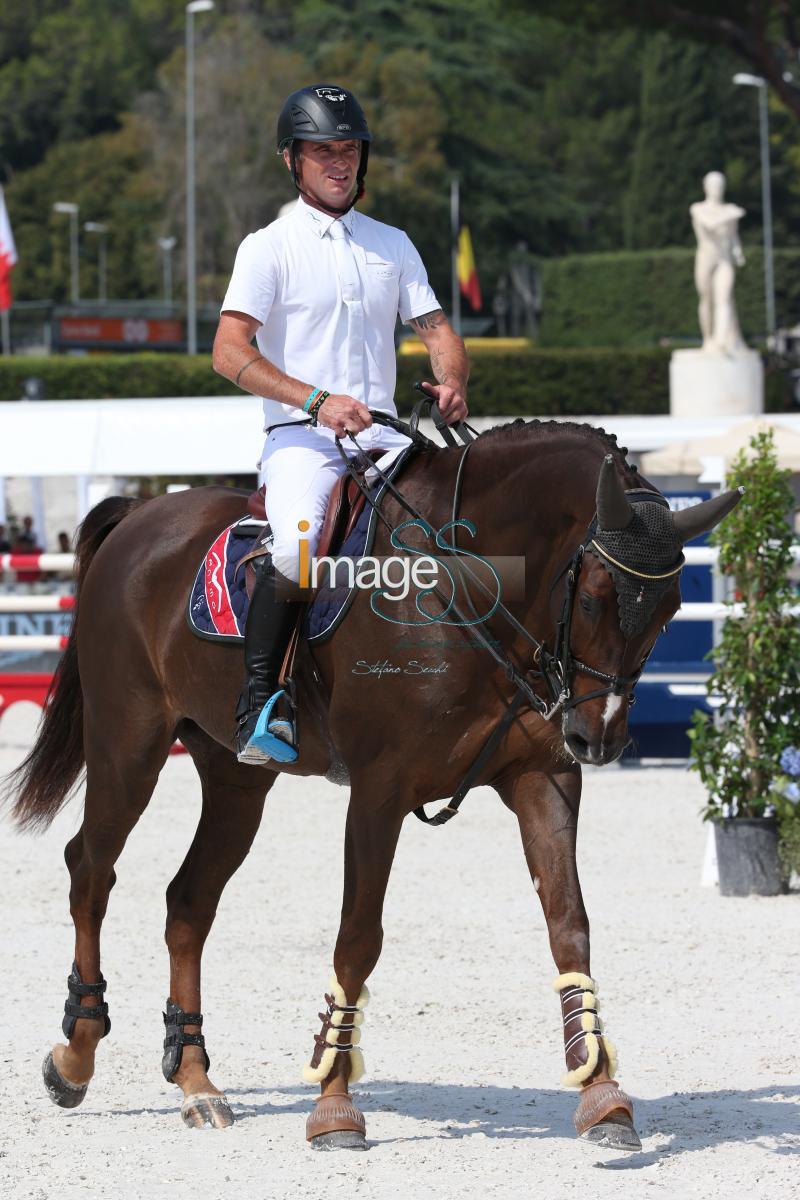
[579, 593, 597, 614]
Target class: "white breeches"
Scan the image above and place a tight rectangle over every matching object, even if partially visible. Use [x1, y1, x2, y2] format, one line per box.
[259, 421, 412, 582]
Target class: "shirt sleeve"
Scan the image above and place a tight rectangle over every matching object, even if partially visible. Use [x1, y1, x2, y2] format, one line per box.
[220, 231, 278, 324]
[397, 232, 440, 323]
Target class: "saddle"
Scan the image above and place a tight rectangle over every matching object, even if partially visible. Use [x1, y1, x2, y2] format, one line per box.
[241, 450, 390, 685]
[240, 449, 387, 581]
[187, 446, 415, 656]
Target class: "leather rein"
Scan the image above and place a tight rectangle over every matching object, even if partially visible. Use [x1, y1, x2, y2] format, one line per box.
[328, 395, 677, 827]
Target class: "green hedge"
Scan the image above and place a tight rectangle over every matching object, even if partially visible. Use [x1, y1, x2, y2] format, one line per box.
[396, 348, 676, 416]
[0, 347, 791, 416]
[540, 248, 800, 349]
[0, 353, 235, 401]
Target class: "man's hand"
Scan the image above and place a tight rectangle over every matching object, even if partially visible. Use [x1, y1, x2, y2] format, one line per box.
[317, 394, 373, 438]
[418, 379, 468, 424]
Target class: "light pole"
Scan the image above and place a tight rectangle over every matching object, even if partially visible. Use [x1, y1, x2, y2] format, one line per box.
[733, 72, 776, 339]
[158, 236, 177, 306]
[53, 201, 79, 305]
[84, 222, 108, 303]
[186, 0, 214, 354]
[450, 177, 461, 335]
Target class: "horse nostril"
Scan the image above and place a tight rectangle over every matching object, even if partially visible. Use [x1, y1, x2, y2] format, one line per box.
[567, 733, 590, 760]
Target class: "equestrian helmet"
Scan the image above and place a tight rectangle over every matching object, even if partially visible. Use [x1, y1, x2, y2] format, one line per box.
[277, 84, 371, 197]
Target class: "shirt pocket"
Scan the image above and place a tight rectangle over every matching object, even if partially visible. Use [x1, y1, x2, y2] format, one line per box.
[364, 252, 399, 281]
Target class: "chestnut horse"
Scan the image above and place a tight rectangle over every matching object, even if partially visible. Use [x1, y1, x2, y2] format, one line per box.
[6, 420, 739, 1150]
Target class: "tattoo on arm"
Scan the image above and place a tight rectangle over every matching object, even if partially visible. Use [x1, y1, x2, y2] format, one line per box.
[409, 308, 446, 333]
[430, 349, 451, 386]
[235, 354, 262, 388]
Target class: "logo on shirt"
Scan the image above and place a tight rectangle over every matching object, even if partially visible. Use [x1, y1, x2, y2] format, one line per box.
[316, 87, 347, 103]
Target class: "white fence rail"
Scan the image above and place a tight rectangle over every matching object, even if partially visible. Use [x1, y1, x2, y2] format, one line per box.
[0, 636, 68, 651]
[683, 545, 800, 565]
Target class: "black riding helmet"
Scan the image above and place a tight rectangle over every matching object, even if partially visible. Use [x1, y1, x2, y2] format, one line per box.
[277, 84, 372, 214]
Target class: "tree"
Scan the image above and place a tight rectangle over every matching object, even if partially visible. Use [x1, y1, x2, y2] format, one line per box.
[624, 35, 759, 249]
[7, 117, 163, 302]
[0, 0, 180, 177]
[527, 2, 800, 123]
[134, 14, 308, 304]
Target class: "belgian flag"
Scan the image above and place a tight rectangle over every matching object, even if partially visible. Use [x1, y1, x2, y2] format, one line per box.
[457, 225, 482, 311]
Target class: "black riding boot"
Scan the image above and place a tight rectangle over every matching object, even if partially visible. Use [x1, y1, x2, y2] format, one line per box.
[235, 557, 301, 764]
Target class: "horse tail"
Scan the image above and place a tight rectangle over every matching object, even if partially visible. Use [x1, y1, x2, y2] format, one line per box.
[4, 496, 144, 833]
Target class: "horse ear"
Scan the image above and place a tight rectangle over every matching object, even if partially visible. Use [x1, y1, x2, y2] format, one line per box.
[596, 455, 633, 530]
[671, 487, 744, 544]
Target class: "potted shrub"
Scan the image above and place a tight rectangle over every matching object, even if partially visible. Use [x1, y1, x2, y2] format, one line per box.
[689, 429, 800, 896]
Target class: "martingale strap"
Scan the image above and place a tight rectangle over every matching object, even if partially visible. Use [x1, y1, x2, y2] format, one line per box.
[414, 689, 527, 825]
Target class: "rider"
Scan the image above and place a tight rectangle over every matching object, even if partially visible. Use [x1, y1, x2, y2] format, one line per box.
[213, 84, 469, 765]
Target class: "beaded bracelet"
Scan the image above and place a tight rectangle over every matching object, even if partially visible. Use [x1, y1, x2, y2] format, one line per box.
[303, 387, 322, 413]
[308, 391, 330, 426]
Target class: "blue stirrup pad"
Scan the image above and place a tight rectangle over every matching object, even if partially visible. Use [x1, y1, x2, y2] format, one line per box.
[249, 690, 298, 763]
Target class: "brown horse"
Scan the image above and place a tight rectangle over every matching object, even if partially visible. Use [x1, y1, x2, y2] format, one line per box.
[5, 420, 739, 1150]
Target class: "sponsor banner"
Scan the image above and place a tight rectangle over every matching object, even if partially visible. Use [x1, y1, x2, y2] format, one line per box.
[57, 317, 184, 348]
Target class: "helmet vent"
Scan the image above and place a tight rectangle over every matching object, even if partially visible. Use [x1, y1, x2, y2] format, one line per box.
[291, 105, 317, 131]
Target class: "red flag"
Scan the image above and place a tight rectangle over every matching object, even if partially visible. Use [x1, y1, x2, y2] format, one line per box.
[0, 186, 18, 312]
[457, 225, 481, 311]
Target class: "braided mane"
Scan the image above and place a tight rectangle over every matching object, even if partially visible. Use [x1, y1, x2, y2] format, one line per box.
[477, 418, 639, 483]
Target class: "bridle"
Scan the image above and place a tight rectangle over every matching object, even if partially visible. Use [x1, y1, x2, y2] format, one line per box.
[548, 499, 683, 712]
[320, 399, 683, 824]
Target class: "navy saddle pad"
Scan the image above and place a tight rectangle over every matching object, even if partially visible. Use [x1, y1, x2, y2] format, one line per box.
[187, 448, 412, 647]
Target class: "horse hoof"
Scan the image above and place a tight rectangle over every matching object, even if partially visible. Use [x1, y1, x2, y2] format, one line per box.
[306, 1093, 367, 1150]
[581, 1118, 642, 1151]
[309, 1131, 367, 1152]
[180, 1092, 235, 1129]
[42, 1051, 89, 1109]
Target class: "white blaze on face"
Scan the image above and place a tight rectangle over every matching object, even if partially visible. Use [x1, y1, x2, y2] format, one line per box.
[601, 693, 625, 752]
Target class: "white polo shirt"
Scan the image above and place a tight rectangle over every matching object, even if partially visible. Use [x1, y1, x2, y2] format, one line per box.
[221, 198, 439, 429]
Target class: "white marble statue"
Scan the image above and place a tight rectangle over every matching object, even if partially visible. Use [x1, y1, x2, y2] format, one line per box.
[690, 171, 746, 354]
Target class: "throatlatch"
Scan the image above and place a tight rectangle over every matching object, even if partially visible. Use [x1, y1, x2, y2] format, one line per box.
[303, 973, 369, 1084]
[162, 998, 211, 1082]
[62, 962, 111, 1040]
[554, 971, 617, 1087]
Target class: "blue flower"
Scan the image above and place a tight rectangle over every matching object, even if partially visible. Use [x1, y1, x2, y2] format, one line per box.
[784, 782, 800, 804]
[779, 747, 800, 777]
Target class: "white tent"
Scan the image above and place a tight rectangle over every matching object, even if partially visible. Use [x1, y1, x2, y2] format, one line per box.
[640, 417, 800, 477]
[0, 396, 266, 477]
[6, 400, 800, 478]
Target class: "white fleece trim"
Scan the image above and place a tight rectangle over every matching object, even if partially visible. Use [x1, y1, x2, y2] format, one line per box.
[562, 1032, 599, 1088]
[603, 1035, 618, 1079]
[325, 1026, 361, 1047]
[328, 973, 370, 1010]
[302, 1046, 337, 1084]
[330, 1007, 363, 1028]
[553, 972, 596, 993]
[328, 974, 347, 1007]
[348, 1048, 365, 1084]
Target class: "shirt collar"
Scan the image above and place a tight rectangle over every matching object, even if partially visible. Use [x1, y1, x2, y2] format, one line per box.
[294, 196, 356, 238]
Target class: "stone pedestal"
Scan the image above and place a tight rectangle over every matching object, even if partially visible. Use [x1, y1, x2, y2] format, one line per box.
[669, 348, 763, 418]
